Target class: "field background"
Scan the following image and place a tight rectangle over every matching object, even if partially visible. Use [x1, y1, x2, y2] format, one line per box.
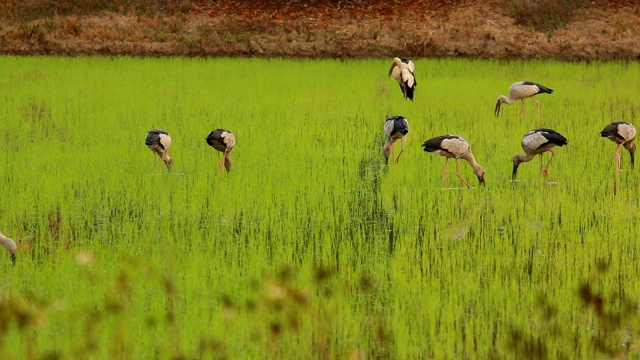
[1, 0, 640, 60]
[1, 56, 640, 358]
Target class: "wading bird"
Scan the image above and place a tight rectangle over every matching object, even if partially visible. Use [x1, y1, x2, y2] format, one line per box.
[422, 135, 485, 188]
[495, 81, 553, 117]
[206, 129, 236, 172]
[600, 121, 636, 171]
[0, 230, 16, 265]
[512, 128, 567, 180]
[383, 116, 409, 165]
[145, 129, 173, 170]
[389, 57, 417, 101]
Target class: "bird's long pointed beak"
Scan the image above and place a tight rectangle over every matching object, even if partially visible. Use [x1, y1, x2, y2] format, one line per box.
[10, 253, 16, 266]
[494, 100, 501, 117]
[512, 164, 519, 180]
[631, 151, 635, 169]
[478, 175, 485, 186]
[388, 63, 395, 76]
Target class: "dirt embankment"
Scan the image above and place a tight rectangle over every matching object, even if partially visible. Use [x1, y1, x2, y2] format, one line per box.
[1, 1, 640, 60]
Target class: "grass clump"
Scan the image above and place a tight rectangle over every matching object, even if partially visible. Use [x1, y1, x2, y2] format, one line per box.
[509, 0, 586, 31]
[1, 0, 193, 21]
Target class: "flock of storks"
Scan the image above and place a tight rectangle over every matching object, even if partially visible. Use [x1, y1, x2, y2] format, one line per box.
[386, 57, 637, 188]
[0, 129, 239, 265]
[145, 128, 236, 172]
[1, 58, 636, 265]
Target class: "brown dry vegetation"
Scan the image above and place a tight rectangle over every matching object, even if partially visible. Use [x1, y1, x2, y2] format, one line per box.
[1, 0, 640, 59]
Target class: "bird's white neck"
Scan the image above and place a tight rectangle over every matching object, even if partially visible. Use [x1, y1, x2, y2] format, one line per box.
[513, 153, 536, 165]
[0, 231, 16, 253]
[461, 151, 477, 166]
[383, 138, 393, 155]
[498, 95, 515, 104]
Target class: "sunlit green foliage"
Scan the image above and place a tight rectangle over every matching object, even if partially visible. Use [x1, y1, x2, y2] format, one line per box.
[0, 56, 639, 358]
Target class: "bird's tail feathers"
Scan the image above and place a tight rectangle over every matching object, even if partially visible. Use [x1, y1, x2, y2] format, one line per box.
[422, 139, 441, 153]
[405, 86, 415, 101]
[548, 132, 568, 146]
[600, 124, 620, 138]
[538, 85, 553, 94]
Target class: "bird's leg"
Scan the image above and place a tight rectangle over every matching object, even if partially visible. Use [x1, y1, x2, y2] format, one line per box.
[162, 153, 171, 171]
[539, 154, 544, 176]
[520, 99, 526, 118]
[153, 153, 159, 173]
[218, 153, 225, 174]
[222, 150, 230, 174]
[395, 138, 405, 163]
[390, 141, 396, 164]
[443, 158, 449, 188]
[455, 159, 472, 188]
[543, 150, 557, 179]
[215, 152, 222, 173]
[531, 97, 541, 117]
[615, 144, 622, 172]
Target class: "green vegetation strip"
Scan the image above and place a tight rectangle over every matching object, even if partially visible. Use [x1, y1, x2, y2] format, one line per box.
[0, 56, 639, 358]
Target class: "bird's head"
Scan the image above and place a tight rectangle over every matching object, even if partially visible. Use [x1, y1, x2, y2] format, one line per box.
[382, 141, 392, 161]
[494, 96, 507, 116]
[224, 156, 232, 172]
[165, 156, 174, 169]
[627, 142, 636, 168]
[474, 166, 485, 186]
[511, 156, 521, 180]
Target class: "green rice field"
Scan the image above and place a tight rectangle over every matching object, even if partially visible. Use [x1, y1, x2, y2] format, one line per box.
[1, 56, 639, 359]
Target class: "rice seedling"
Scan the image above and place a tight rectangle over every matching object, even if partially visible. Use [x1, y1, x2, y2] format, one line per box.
[0, 56, 639, 358]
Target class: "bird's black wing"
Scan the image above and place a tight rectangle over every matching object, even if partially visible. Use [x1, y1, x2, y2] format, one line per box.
[206, 128, 235, 148]
[385, 115, 404, 123]
[385, 116, 408, 136]
[206, 130, 224, 146]
[146, 129, 169, 146]
[535, 129, 567, 146]
[522, 81, 553, 94]
[405, 84, 415, 101]
[422, 135, 459, 153]
[600, 121, 635, 140]
[393, 117, 409, 136]
[145, 131, 160, 146]
[600, 123, 622, 138]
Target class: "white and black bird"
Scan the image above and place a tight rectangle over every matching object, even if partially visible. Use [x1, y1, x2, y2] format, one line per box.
[206, 129, 236, 172]
[389, 57, 417, 101]
[383, 116, 409, 165]
[145, 129, 173, 170]
[422, 135, 485, 188]
[495, 81, 554, 117]
[0, 230, 16, 265]
[512, 128, 567, 180]
[600, 121, 636, 171]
